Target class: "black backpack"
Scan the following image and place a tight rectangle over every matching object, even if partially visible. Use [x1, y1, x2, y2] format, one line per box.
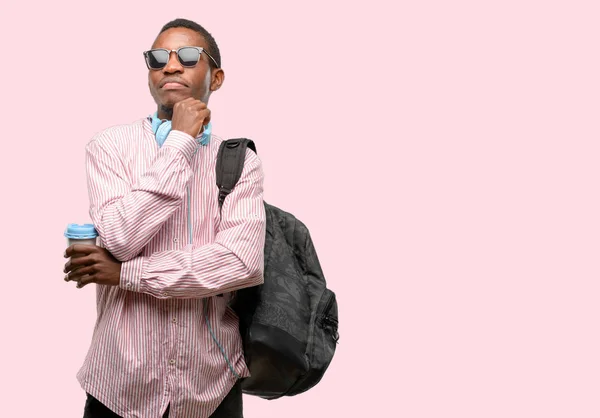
[216, 138, 339, 400]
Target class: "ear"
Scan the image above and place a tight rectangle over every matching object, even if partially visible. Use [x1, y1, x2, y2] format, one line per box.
[210, 68, 225, 92]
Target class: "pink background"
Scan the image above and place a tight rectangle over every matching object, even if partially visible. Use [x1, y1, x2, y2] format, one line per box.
[1, 0, 599, 416]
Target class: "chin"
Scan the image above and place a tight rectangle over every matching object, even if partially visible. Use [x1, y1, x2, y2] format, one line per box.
[161, 91, 191, 103]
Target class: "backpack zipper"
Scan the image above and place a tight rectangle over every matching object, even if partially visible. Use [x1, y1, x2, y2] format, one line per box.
[319, 291, 339, 343]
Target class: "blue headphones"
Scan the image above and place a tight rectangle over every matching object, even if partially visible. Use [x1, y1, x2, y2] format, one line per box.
[150, 111, 212, 148]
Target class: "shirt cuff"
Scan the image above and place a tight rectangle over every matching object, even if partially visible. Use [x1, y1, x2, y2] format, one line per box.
[162, 130, 197, 163]
[120, 256, 145, 293]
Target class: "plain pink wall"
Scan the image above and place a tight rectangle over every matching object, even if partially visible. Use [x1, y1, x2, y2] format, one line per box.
[1, 0, 599, 417]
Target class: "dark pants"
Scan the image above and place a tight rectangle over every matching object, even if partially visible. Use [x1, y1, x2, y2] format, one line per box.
[83, 380, 243, 418]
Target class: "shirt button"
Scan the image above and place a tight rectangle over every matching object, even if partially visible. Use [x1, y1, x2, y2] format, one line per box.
[169, 359, 176, 365]
[172, 318, 177, 323]
[173, 238, 178, 243]
[126, 282, 132, 287]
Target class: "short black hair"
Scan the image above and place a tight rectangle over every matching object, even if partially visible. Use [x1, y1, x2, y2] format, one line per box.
[159, 18, 221, 68]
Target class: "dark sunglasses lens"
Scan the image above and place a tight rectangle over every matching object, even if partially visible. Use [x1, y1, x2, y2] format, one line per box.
[146, 50, 169, 69]
[178, 48, 200, 67]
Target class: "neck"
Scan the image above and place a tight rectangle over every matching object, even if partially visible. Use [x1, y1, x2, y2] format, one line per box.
[157, 105, 173, 120]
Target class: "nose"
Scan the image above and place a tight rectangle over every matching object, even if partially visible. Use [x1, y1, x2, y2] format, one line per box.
[163, 50, 183, 74]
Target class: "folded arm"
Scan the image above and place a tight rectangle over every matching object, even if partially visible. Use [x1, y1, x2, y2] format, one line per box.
[119, 149, 266, 299]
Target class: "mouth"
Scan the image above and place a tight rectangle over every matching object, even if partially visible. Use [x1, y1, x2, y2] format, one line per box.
[159, 79, 188, 89]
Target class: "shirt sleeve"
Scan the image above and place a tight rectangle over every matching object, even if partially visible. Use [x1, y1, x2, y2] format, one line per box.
[119, 149, 266, 299]
[86, 130, 198, 261]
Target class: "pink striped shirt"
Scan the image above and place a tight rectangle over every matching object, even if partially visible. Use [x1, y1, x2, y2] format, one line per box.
[76, 116, 266, 418]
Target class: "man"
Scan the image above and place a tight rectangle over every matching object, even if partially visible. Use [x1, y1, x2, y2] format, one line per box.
[63, 18, 266, 418]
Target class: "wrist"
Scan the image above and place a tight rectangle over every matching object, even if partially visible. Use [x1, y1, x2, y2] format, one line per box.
[162, 130, 197, 162]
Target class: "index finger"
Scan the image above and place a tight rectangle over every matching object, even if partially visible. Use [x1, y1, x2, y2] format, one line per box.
[65, 244, 99, 258]
[176, 97, 197, 106]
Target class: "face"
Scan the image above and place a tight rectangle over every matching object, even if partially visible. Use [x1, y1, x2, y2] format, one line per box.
[147, 27, 224, 115]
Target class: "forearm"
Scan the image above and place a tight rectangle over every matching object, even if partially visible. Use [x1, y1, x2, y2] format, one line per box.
[120, 232, 265, 299]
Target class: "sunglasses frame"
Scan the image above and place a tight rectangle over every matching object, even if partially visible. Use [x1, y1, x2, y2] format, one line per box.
[143, 46, 219, 70]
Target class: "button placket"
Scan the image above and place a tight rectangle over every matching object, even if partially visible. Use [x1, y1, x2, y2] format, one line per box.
[167, 300, 179, 370]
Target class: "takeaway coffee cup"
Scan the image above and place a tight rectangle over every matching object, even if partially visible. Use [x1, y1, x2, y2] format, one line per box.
[64, 224, 98, 285]
[64, 223, 98, 248]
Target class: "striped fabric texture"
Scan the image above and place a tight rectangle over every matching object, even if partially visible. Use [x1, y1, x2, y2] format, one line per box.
[76, 117, 266, 418]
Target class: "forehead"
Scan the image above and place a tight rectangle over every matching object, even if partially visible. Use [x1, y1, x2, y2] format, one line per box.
[152, 27, 207, 50]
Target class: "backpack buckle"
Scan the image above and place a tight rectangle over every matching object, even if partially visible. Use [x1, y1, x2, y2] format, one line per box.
[218, 186, 231, 206]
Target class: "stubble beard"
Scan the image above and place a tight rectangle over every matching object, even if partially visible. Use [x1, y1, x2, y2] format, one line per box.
[160, 104, 174, 119]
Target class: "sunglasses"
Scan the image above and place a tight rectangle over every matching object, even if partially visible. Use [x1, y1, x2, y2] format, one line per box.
[143, 46, 219, 70]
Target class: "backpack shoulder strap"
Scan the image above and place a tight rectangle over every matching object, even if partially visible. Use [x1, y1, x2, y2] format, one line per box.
[216, 138, 257, 210]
